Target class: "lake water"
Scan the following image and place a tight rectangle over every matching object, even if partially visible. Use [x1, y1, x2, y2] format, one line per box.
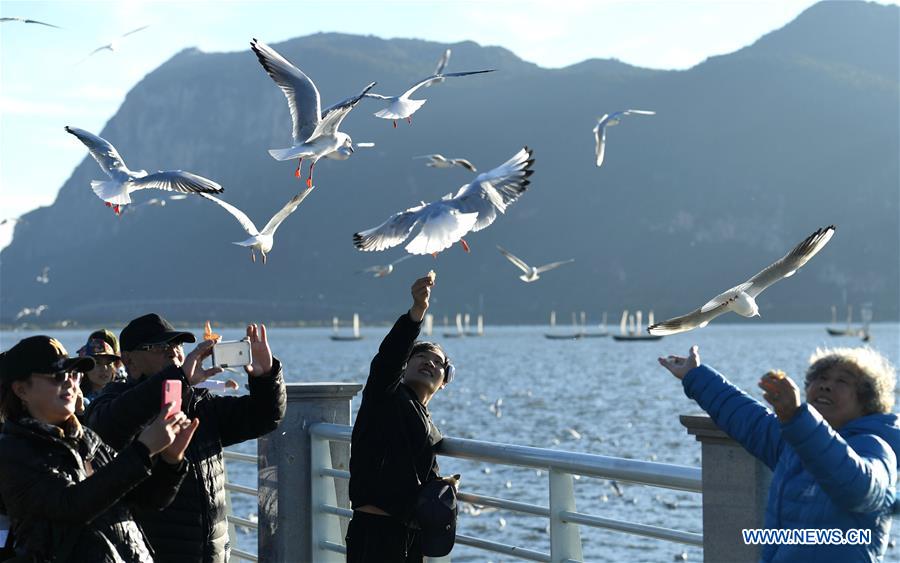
[2, 323, 898, 562]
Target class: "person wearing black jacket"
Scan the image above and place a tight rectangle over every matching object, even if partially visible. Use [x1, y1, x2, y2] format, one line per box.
[85, 315, 287, 563]
[347, 273, 456, 562]
[0, 335, 196, 563]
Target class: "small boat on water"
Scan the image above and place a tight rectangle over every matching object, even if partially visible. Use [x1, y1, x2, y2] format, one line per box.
[444, 313, 465, 338]
[826, 305, 862, 336]
[423, 314, 434, 337]
[613, 309, 662, 341]
[331, 313, 364, 341]
[465, 314, 484, 337]
[581, 311, 609, 338]
[545, 311, 582, 340]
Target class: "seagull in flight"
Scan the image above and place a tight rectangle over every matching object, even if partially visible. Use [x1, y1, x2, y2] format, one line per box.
[647, 225, 836, 335]
[358, 254, 413, 278]
[496, 246, 574, 283]
[84, 25, 150, 59]
[35, 267, 50, 284]
[415, 154, 476, 172]
[198, 186, 315, 264]
[65, 126, 223, 215]
[1, 17, 61, 28]
[250, 38, 375, 187]
[16, 305, 47, 321]
[354, 147, 534, 255]
[593, 109, 655, 168]
[424, 49, 452, 88]
[363, 68, 494, 128]
[325, 142, 375, 161]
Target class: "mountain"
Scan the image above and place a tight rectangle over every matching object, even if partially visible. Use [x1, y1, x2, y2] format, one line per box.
[2, 1, 897, 327]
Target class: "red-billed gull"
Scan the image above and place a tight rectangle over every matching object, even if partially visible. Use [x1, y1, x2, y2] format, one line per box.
[496, 246, 574, 283]
[415, 154, 476, 172]
[594, 109, 655, 168]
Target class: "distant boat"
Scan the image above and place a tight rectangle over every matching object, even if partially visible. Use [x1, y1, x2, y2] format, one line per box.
[465, 314, 484, 337]
[545, 310, 582, 340]
[826, 305, 861, 336]
[444, 313, 465, 338]
[424, 313, 434, 337]
[859, 304, 873, 342]
[331, 313, 364, 341]
[613, 309, 662, 341]
[582, 311, 609, 338]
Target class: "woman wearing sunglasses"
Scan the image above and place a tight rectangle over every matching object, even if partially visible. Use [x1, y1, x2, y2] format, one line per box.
[77, 337, 123, 407]
[0, 335, 198, 562]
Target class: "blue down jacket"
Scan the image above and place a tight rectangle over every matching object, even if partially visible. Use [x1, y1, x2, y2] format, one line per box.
[684, 364, 899, 562]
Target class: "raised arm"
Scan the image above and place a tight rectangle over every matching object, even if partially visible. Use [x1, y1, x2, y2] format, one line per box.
[364, 274, 434, 399]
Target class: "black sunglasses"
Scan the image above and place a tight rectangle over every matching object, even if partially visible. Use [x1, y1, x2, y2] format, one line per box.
[34, 371, 82, 384]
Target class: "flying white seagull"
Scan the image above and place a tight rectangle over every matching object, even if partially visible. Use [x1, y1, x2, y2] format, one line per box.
[1, 17, 61, 28]
[363, 68, 494, 128]
[415, 154, 476, 172]
[424, 49, 452, 88]
[16, 305, 47, 321]
[647, 225, 836, 335]
[354, 147, 534, 255]
[35, 267, 50, 284]
[497, 246, 574, 283]
[250, 38, 374, 187]
[83, 25, 150, 59]
[325, 142, 375, 161]
[65, 126, 223, 215]
[593, 109, 655, 168]
[358, 254, 414, 278]
[198, 186, 315, 264]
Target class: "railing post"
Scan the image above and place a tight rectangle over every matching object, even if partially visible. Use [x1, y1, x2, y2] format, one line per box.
[549, 469, 583, 563]
[257, 383, 362, 563]
[681, 414, 771, 563]
[311, 432, 344, 562]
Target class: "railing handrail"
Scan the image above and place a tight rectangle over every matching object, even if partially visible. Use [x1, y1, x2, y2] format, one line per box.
[309, 422, 701, 492]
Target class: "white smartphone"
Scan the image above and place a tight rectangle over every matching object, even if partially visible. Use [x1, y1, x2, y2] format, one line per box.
[212, 339, 252, 368]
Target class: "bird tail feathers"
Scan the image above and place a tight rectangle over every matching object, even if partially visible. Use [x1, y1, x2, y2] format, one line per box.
[90, 181, 131, 205]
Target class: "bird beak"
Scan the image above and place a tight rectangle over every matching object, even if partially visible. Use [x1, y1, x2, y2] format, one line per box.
[348, 145, 355, 154]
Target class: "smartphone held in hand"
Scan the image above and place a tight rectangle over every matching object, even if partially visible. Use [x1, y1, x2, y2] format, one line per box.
[162, 379, 182, 418]
[212, 339, 252, 368]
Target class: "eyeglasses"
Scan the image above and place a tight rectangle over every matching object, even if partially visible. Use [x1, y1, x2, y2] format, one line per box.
[33, 371, 82, 384]
[136, 341, 183, 353]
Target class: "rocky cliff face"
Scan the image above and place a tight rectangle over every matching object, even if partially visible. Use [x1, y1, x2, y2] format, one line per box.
[2, 2, 897, 325]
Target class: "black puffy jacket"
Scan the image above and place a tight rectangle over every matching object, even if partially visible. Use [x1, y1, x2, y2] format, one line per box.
[0, 417, 186, 563]
[86, 360, 286, 563]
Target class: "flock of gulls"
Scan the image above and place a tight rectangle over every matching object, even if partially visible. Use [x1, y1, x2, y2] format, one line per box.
[8, 18, 840, 336]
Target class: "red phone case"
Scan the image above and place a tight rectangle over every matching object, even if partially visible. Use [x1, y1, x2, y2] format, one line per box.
[162, 379, 182, 417]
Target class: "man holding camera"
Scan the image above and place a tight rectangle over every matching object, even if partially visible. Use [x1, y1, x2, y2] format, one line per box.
[85, 313, 286, 563]
[347, 273, 457, 562]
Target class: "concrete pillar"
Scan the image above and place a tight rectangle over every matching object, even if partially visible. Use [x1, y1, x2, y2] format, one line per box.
[258, 383, 362, 563]
[681, 414, 771, 563]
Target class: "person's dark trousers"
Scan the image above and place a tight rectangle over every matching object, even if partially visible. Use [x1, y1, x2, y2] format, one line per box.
[346, 511, 422, 563]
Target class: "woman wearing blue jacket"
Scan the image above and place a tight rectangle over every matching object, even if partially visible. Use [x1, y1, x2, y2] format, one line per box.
[659, 345, 899, 562]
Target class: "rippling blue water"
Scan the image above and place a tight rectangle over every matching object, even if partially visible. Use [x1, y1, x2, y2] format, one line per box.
[3, 323, 898, 562]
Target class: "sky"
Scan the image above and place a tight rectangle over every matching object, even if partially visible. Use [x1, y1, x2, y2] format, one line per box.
[1, 0, 895, 249]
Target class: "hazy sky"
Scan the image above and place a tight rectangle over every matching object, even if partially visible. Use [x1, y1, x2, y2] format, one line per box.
[0, 0, 894, 249]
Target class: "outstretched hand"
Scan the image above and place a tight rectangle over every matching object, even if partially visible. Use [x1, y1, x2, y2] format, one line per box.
[758, 370, 801, 423]
[658, 345, 701, 380]
[182, 338, 224, 385]
[409, 273, 435, 322]
[245, 324, 273, 377]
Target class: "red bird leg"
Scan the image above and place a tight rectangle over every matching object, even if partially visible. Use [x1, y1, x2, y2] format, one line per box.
[392, 120, 397, 128]
[295, 158, 303, 178]
[104, 202, 112, 208]
[113, 205, 121, 216]
[460, 239, 470, 253]
[306, 162, 315, 188]
[431, 252, 438, 259]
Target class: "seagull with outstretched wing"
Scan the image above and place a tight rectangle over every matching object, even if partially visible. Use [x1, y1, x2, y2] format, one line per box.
[647, 225, 836, 335]
[251, 38, 374, 186]
[363, 67, 494, 128]
[593, 109, 655, 168]
[358, 254, 414, 278]
[83, 25, 150, 59]
[65, 126, 223, 215]
[424, 48, 452, 88]
[198, 186, 315, 264]
[354, 147, 533, 255]
[1, 17, 61, 28]
[414, 154, 476, 172]
[497, 246, 574, 283]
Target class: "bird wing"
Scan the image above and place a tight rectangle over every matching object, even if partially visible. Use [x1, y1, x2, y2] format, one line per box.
[434, 48, 451, 75]
[314, 81, 376, 137]
[744, 225, 836, 298]
[197, 193, 259, 236]
[451, 158, 476, 172]
[260, 186, 316, 235]
[400, 69, 495, 99]
[250, 38, 321, 144]
[496, 245, 531, 274]
[7, 18, 62, 28]
[647, 301, 733, 336]
[593, 116, 608, 167]
[65, 126, 129, 176]
[622, 109, 656, 116]
[403, 205, 478, 255]
[449, 146, 534, 232]
[120, 24, 150, 38]
[353, 204, 427, 252]
[132, 170, 224, 195]
[361, 92, 392, 101]
[699, 283, 752, 313]
[535, 259, 575, 274]
[390, 254, 414, 266]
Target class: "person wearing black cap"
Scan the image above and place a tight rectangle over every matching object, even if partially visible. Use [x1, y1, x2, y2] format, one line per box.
[85, 314, 287, 563]
[0, 335, 197, 562]
[347, 274, 458, 562]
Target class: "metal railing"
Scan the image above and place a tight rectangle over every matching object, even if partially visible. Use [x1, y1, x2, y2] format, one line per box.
[224, 450, 259, 562]
[308, 422, 702, 562]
